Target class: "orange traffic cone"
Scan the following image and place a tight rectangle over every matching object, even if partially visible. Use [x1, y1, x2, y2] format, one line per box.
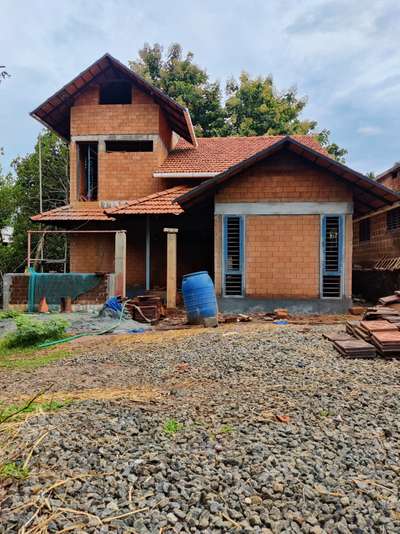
[38, 296, 49, 313]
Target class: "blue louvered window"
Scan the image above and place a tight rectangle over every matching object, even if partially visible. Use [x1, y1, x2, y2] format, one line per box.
[223, 216, 244, 296]
[321, 215, 344, 298]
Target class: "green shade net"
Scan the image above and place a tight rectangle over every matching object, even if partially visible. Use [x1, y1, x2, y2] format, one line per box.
[28, 271, 102, 312]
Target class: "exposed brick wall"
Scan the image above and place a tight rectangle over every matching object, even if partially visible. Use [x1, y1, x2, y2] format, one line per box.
[216, 151, 352, 203]
[70, 234, 115, 273]
[69, 84, 172, 202]
[98, 150, 163, 200]
[214, 150, 353, 300]
[246, 215, 320, 298]
[353, 210, 400, 267]
[9, 274, 29, 304]
[71, 86, 159, 136]
[379, 172, 400, 192]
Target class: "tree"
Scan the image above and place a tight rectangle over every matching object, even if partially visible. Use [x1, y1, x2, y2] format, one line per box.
[129, 43, 226, 136]
[0, 65, 10, 83]
[129, 43, 347, 161]
[0, 131, 69, 282]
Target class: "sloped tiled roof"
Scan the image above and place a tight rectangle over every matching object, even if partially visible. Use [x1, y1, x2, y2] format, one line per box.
[31, 53, 196, 145]
[31, 204, 113, 222]
[107, 185, 192, 216]
[155, 135, 328, 175]
[176, 136, 400, 217]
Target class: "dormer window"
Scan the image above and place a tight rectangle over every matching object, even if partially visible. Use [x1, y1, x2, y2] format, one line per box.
[99, 81, 132, 105]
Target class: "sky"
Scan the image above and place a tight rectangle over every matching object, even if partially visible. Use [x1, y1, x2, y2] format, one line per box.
[1, 0, 399, 175]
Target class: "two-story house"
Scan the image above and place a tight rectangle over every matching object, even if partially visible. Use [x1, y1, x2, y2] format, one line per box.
[28, 54, 400, 313]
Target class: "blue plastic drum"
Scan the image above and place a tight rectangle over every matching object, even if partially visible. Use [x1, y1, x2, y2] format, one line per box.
[182, 271, 218, 324]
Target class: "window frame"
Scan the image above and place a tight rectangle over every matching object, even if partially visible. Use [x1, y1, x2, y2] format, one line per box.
[99, 81, 132, 105]
[222, 215, 245, 298]
[387, 207, 400, 231]
[359, 218, 371, 242]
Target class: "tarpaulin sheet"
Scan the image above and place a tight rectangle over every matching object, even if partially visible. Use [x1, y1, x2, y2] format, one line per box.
[28, 271, 102, 312]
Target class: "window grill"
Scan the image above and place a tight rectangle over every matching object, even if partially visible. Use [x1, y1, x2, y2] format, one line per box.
[322, 215, 343, 298]
[223, 216, 243, 296]
[387, 208, 400, 231]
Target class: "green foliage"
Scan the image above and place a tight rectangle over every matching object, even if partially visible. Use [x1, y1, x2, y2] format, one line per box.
[163, 419, 184, 434]
[0, 462, 29, 480]
[224, 72, 315, 137]
[130, 43, 226, 137]
[4, 316, 70, 348]
[0, 399, 68, 423]
[0, 344, 71, 369]
[0, 132, 69, 285]
[0, 309, 21, 320]
[129, 43, 347, 160]
[219, 424, 234, 434]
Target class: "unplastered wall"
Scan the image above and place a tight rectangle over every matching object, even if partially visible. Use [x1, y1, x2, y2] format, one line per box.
[69, 233, 115, 273]
[213, 150, 353, 299]
[69, 84, 173, 202]
[353, 210, 400, 267]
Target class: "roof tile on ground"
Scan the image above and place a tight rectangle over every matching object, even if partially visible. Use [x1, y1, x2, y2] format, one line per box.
[155, 135, 328, 175]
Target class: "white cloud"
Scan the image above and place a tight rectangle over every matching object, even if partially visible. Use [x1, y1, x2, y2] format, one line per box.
[1, 0, 400, 173]
[357, 126, 384, 136]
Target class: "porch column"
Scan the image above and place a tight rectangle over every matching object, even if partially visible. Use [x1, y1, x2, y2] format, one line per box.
[164, 227, 178, 308]
[114, 230, 126, 297]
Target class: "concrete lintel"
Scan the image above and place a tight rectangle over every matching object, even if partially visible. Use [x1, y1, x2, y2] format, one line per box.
[71, 133, 160, 142]
[215, 202, 353, 216]
[163, 228, 178, 233]
[218, 297, 352, 315]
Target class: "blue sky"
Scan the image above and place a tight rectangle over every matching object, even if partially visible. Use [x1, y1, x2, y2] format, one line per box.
[1, 0, 399, 174]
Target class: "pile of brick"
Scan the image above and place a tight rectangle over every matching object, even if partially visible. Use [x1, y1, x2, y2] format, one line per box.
[123, 295, 165, 323]
[329, 292, 400, 358]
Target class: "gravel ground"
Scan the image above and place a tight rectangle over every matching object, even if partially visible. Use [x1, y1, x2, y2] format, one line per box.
[1, 324, 400, 533]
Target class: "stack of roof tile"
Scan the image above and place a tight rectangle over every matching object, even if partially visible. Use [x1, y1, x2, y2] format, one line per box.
[371, 330, 400, 356]
[331, 292, 400, 359]
[333, 338, 376, 359]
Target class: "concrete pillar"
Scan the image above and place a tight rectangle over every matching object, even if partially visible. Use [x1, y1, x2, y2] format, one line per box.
[164, 228, 178, 308]
[114, 231, 126, 297]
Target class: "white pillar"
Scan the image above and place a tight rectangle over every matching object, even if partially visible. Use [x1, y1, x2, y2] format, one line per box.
[114, 231, 126, 297]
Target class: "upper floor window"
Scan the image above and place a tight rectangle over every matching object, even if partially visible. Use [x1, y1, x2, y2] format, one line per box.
[387, 207, 400, 231]
[99, 81, 132, 105]
[78, 142, 98, 201]
[359, 219, 370, 242]
[105, 140, 153, 152]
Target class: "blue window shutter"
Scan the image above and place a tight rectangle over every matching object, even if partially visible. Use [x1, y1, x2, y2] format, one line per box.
[321, 215, 344, 298]
[223, 215, 244, 296]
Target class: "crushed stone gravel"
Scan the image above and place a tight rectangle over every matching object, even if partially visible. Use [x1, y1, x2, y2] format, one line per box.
[1, 325, 400, 533]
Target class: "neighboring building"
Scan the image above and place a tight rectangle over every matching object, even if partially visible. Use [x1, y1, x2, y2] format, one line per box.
[0, 226, 13, 245]
[28, 54, 399, 313]
[353, 163, 400, 268]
